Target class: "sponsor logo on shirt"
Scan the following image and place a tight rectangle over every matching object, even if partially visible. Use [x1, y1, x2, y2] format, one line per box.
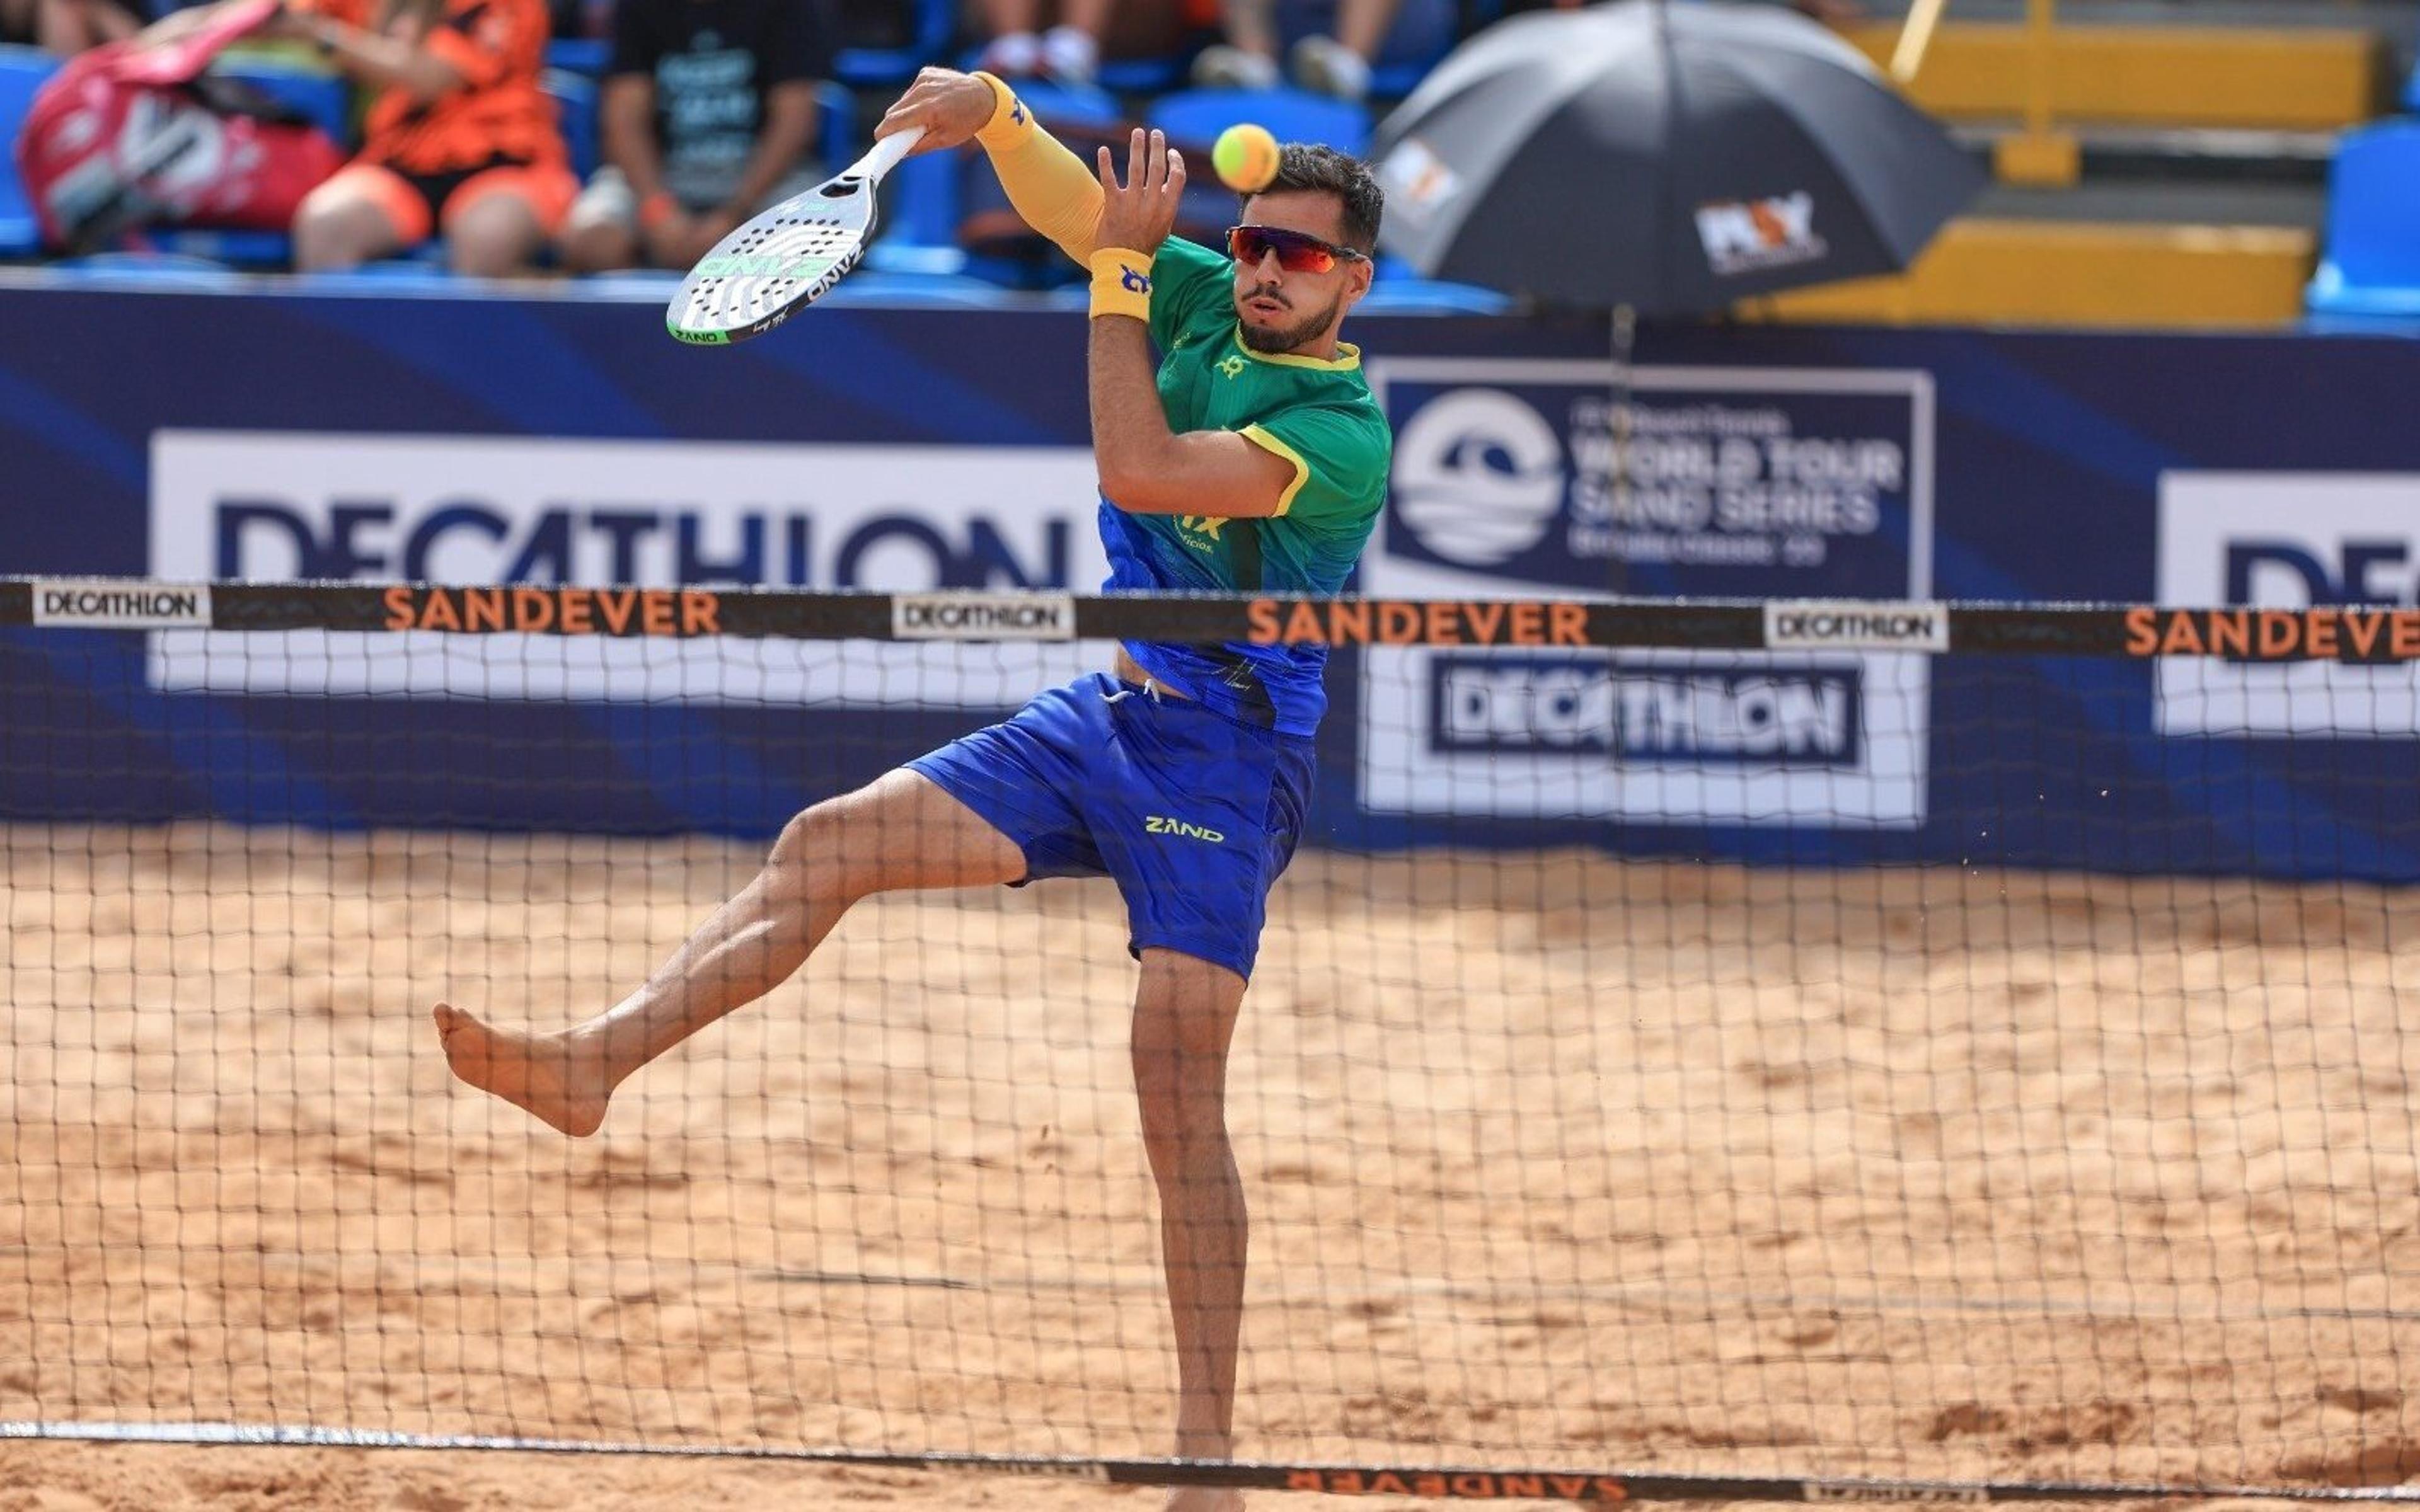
[1218, 355, 1245, 379]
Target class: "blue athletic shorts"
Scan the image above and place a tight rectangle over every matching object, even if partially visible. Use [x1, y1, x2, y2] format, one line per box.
[906, 672, 1317, 981]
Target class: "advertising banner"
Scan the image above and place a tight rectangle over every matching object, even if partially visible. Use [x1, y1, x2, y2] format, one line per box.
[149, 430, 1112, 706]
[8, 282, 2420, 875]
[1361, 359, 1934, 827]
[2155, 472, 2420, 736]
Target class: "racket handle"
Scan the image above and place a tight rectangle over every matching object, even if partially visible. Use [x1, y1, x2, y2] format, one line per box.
[846, 126, 927, 185]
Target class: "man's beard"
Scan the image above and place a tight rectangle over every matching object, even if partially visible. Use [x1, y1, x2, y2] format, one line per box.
[1235, 289, 1341, 353]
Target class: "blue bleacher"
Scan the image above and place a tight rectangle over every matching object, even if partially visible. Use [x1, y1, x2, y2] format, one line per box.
[544, 67, 600, 178]
[872, 79, 1118, 283]
[838, 0, 950, 89]
[215, 54, 349, 138]
[2306, 121, 2420, 317]
[149, 56, 350, 266]
[1362, 0, 1473, 99]
[542, 68, 851, 184]
[2, 0, 1485, 282]
[1148, 85, 1371, 158]
[544, 37, 611, 75]
[0, 45, 57, 257]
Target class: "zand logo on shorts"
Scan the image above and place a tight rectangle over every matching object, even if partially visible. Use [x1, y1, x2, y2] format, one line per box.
[1144, 815, 1226, 843]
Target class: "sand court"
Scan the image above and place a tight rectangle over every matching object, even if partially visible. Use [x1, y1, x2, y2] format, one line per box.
[5, 822, 2418, 1505]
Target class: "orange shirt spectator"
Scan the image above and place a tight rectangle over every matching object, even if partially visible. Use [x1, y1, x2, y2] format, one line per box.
[281, 0, 577, 275]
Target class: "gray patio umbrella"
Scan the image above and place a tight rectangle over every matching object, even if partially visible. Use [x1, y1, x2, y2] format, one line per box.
[1369, 0, 1985, 314]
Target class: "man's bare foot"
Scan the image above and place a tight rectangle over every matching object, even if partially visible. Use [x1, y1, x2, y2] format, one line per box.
[432, 1003, 614, 1137]
[1163, 1489, 1242, 1512]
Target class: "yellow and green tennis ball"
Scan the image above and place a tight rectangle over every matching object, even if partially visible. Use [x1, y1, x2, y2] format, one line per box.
[1212, 123, 1281, 193]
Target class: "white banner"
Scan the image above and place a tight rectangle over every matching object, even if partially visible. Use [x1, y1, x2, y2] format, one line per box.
[147, 431, 1112, 705]
[2156, 472, 2420, 736]
[1360, 361, 1935, 828]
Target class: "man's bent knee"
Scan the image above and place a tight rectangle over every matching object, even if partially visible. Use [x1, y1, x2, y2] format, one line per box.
[765, 770, 1024, 904]
[766, 798, 864, 907]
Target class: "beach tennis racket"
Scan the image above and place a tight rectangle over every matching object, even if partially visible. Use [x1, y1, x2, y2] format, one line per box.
[664, 125, 926, 346]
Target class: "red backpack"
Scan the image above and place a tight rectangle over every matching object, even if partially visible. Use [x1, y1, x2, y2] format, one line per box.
[13, 0, 345, 253]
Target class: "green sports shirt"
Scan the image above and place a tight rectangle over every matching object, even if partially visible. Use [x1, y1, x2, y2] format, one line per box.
[1100, 233, 1393, 735]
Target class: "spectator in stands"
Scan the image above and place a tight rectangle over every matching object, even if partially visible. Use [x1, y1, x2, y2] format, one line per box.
[558, 0, 836, 272]
[969, 0, 1119, 86]
[1, 0, 140, 54]
[1190, 0, 1450, 101]
[1497, 0, 1859, 20]
[272, 0, 575, 276]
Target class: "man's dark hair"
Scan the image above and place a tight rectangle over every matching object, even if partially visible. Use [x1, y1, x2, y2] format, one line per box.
[1243, 144, 1384, 254]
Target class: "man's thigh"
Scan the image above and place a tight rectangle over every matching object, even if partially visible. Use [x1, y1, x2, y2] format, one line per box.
[824, 767, 1027, 893]
[905, 675, 1125, 885]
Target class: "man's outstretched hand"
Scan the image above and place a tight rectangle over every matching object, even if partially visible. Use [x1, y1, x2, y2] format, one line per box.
[1095, 127, 1186, 258]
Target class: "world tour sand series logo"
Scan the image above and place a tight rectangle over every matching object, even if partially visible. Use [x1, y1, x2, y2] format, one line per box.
[1359, 358, 1937, 830]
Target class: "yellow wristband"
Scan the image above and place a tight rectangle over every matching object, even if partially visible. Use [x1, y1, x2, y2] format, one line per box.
[973, 71, 1035, 149]
[1088, 248, 1153, 321]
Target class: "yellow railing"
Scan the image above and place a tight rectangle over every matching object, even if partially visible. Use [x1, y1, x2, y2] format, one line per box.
[1890, 0, 2080, 186]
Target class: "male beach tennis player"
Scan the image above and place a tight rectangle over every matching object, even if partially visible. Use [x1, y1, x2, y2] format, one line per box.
[435, 67, 1390, 1507]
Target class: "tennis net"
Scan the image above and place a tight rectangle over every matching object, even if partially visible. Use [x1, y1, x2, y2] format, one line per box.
[3, 578, 2417, 1501]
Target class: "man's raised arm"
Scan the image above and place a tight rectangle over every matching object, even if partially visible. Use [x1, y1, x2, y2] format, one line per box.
[874, 68, 1103, 266]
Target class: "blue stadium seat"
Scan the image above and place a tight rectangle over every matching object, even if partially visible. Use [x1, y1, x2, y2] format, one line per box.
[544, 37, 611, 76]
[544, 67, 601, 179]
[1097, 44, 1201, 96]
[838, 0, 950, 89]
[882, 141, 962, 252]
[1364, 0, 1469, 99]
[214, 55, 349, 139]
[147, 57, 347, 266]
[887, 79, 1115, 259]
[544, 71, 849, 188]
[0, 45, 58, 257]
[2306, 122, 2420, 317]
[51, 249, 246, 287]
[1357, 278, 1511, 314]
[1149, 86, 1370, 159]
[145, 227, 295, 265]
[822, 268, 1027, 307]
[812, 78, 855, 168]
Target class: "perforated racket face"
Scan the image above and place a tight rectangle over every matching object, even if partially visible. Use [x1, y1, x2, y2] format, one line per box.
[666, 179, 877, 345]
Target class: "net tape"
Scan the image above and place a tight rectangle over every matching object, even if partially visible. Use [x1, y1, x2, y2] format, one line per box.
[5, 578, 2407, 663]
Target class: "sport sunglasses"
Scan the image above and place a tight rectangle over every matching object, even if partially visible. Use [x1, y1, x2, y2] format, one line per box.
[1226, 224, 1368, 275]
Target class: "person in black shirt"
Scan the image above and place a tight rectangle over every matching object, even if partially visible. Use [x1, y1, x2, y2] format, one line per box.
[560, 0, 835, 272]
